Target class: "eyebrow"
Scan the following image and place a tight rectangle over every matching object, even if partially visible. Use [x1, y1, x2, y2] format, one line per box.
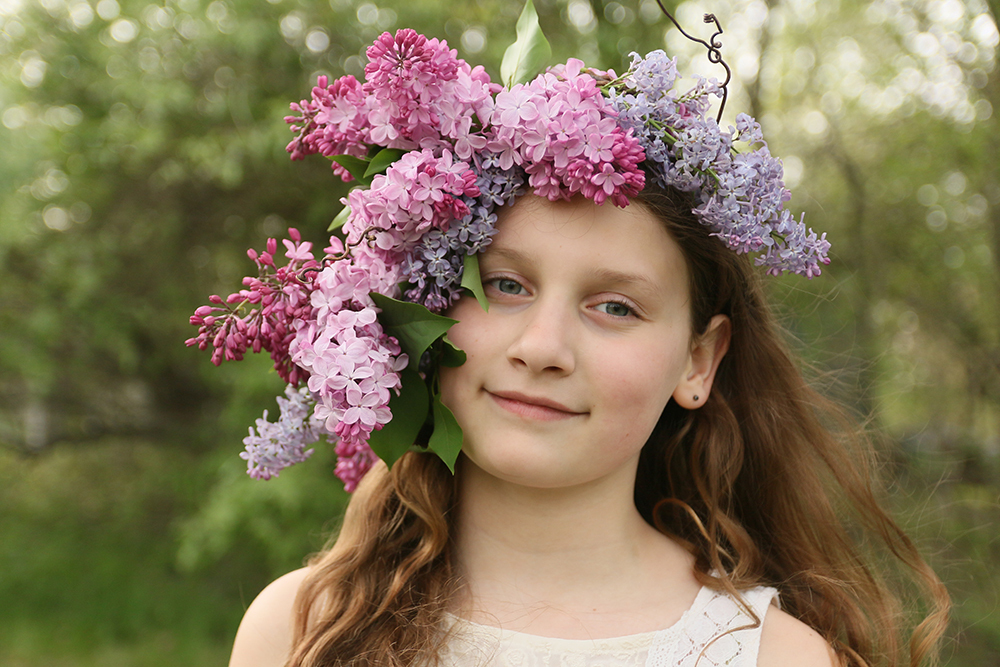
[483, 246, 664, 295]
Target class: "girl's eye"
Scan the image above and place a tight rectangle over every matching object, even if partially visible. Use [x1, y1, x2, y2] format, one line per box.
[595, 301, 635, 318]
[489, 278, 525, 295]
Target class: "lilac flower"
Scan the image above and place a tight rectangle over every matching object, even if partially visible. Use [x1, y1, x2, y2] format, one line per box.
[483, 60, 645, 205]
[289, 257, 408, 489]
[186, 228, 319, 385]
[608, 51, 829, 277]
[241, 384, 322, 480]
[400, 154, 517, 310]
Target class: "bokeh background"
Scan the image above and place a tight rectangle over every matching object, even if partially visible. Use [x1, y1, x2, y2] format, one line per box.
[1, 0, 997, 664]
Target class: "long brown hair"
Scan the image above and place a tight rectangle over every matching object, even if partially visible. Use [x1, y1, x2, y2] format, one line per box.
[286, 186, 949, 667]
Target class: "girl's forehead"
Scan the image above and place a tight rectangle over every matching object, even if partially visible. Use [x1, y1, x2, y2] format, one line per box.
[493, 194, 679, 254]
[486, 194, 689, 298]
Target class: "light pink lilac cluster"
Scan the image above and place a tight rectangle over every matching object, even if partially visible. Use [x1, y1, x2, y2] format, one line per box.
[187, 231, 409, 488]
[345, 149, 479, 260]
[486, 59, 645, 206]
[288, 240, 408, 491]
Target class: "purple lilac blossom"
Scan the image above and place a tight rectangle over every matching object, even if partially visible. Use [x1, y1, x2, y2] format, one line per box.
[608, 50, 830, 277]
[401, 153, 523, 311]
[241, 384, 322, 480]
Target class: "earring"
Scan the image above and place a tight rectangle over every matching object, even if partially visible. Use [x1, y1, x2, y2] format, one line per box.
[693, 395, 700, 401]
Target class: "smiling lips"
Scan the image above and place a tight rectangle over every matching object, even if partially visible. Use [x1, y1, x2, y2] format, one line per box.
[487, 390, 586, 421]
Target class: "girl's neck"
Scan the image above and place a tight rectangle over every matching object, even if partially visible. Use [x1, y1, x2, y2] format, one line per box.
[452, 458, 700, 638]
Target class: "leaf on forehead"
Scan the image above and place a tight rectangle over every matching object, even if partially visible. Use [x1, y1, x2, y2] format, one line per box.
[368, 367, 428, 468]
[370, 292, 458, 369]
[500, 0, 552, 88]
[428, 392, 463, 473]
[460, 252, 489, 312]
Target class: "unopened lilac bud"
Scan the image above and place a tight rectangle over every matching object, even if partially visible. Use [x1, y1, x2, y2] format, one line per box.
[288, 227, 302, 242]
[209, 294, 224, 304]
[247, 248, 259, 261]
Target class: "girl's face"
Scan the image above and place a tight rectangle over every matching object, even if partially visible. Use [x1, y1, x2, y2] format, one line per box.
[441, 194, 702, 492]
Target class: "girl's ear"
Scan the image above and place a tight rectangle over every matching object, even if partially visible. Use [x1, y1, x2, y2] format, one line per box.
[672, 314, 731, 410]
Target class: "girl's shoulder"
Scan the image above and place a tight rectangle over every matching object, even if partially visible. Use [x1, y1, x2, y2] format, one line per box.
[228, 567, 311, 667]
[758, 606, 838, 667]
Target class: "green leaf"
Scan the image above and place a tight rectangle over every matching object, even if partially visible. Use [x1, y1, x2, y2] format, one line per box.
[364, 148, 407, 178]
[369, 292, 458, 368]
[440, 334, 466, 367]
[330, 154, 371, 184]
[500, 0, 552, 87]
[328, 204, 350, 231]
[428, 392, 464, 473]
[367, 367, 429, 468]
[460, 252, 489, 312]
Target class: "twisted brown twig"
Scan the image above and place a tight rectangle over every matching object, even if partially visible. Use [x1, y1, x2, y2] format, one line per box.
[652, 1, 733, 122]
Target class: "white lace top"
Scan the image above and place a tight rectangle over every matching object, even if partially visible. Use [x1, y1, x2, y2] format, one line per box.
[438, 585, 778, 667]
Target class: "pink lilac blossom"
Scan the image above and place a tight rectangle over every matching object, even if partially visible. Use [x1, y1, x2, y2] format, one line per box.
[344, 149, 479, 262]
[241, 384, 322, 480]
[285, 29, 497, 177]
[485, 59, 645, 206]
[287, 253, 408, 490]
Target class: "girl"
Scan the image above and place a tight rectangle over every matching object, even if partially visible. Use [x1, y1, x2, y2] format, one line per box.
[190, 10, 950, 667]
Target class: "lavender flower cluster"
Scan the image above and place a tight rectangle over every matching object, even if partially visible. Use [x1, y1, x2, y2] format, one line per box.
[608, 50, 830, 277]
[401, 155, 525, 310]
[241, 384, 322, 480]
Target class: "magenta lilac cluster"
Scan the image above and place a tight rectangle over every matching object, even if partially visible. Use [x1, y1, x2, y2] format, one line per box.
[187, 229, 318, 385]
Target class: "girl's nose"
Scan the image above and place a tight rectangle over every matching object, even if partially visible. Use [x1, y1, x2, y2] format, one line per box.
[505, 302, 576, 376]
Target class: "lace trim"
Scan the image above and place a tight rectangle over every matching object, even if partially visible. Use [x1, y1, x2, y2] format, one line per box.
[438, 586, 708, 667]
[437, 585, 777, 667]
[650, 586, 778, 667]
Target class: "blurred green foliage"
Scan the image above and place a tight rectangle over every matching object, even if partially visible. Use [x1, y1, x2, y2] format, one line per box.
[0, 0, 997, 664]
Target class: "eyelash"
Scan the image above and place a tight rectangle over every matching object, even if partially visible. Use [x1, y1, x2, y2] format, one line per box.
[484, 276, 639, 319]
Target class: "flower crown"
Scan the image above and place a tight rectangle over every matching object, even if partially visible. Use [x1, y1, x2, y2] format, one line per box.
[187, 1, 830, 491]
